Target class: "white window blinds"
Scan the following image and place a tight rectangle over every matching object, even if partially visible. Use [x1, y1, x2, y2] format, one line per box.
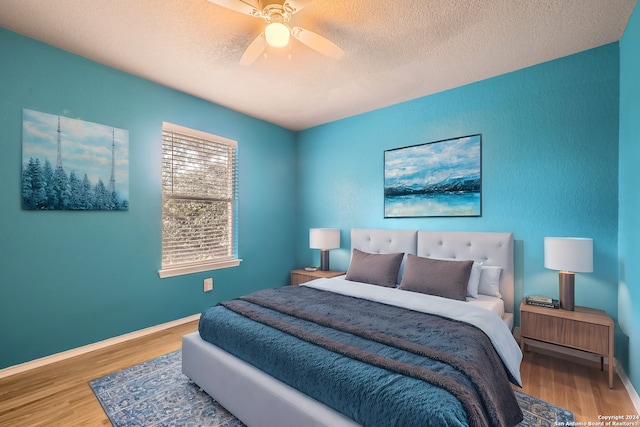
[158, 122, 240, 278]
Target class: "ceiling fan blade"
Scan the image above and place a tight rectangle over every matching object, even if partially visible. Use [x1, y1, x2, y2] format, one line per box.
[282, 0, 313, 14]
[239, 33, 267, 65]
[291, 26, 344, 59]
[207, 0, 261, 17]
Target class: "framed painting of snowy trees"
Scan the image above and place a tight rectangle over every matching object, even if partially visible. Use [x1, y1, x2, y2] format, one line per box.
[22, 109, 129, 211]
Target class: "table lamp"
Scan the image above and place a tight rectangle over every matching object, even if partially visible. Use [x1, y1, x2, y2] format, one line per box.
[544, 237, 593, 311]
[310, 228, 340, 271]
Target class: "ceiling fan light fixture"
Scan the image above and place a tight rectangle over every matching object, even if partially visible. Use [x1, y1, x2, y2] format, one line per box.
[265, 22, 290, 48]
[208, 0, 343, 64]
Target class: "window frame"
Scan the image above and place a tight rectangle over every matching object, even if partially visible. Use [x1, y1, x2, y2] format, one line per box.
[158, 122, 241, 278]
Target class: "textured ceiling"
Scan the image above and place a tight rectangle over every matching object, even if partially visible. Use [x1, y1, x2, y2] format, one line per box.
[0, 0, 636, 130]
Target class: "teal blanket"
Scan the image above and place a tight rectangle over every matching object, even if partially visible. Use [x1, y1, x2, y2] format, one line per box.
[199, 286, 522, 427]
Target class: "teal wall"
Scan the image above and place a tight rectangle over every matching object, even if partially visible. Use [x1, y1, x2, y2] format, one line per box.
[0, 29, 297, 369]
[295, 43, 623, 367]
[619, 4, 640, 391]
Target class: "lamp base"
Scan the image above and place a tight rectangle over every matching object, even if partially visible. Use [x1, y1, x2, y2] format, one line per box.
[319, 250, 330, 271]
[559, 271, 575, 311]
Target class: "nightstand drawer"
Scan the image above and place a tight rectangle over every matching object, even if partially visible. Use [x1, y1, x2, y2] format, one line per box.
[519, 299, 614, 388]
[291, 272, 320, 285]
[521, 311, 609, 355]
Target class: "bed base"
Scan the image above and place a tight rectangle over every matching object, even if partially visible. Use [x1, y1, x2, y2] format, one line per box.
[182, 332, 359, 427]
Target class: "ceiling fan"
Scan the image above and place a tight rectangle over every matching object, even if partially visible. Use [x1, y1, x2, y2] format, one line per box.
[207, 0, 345, 65]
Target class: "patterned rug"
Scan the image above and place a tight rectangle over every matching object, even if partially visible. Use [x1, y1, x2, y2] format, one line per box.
[90, 349, 575, 427]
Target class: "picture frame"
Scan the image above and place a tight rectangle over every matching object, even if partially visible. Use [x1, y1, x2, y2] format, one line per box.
[384, 134, 481, 218]
[22, 109, 129, 211]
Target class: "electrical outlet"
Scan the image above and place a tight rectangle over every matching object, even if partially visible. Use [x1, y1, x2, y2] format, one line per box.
[204, 278, 213, 292]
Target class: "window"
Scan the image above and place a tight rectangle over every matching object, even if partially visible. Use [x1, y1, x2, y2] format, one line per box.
[158, 122, 240, 278]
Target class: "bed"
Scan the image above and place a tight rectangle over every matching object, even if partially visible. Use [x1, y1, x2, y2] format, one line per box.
[182, 229, 522, 427]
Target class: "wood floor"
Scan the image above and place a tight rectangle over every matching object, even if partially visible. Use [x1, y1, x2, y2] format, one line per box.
[0, 321, 198, 427]
[0, 320, 637, 426]
[516, 349, 638, 422]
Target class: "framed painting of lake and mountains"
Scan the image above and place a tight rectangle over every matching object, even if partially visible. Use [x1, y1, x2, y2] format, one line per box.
[384, 135, 481, 218]
[22, 109, 129, 211]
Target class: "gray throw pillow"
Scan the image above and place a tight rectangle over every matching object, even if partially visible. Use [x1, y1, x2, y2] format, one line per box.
[399, 254, 473, 301]
[345, 248, 404, 287]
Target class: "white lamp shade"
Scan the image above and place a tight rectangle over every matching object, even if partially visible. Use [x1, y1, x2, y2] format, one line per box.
[544, 237, 593, 273]
[309, 228, 340, 250]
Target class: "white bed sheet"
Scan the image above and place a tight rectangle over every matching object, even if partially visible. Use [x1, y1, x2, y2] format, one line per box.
[309, 275, 505, 318]
[468, 294, 505, 318]
[303, 276, 522, 386]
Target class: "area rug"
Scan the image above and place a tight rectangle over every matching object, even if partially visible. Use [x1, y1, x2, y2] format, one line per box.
[90, 350, 575, 427]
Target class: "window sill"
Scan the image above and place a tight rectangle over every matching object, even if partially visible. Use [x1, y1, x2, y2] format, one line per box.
[158, 258, 242, 278]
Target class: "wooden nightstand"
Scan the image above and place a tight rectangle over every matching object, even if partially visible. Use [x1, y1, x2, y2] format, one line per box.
[290, 269, 345, 285]
[519, 298, 614, 388]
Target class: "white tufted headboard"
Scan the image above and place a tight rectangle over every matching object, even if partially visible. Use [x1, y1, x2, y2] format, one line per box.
[350, 229, 515, 315]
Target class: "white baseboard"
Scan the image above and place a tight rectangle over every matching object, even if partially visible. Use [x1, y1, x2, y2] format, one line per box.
[616, 360, 640, 414]
[0, 313, 200, 380]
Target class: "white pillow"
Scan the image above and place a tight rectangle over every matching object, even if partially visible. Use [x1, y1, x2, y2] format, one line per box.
[466, 262, 482, 298]
[478, 266, 502, 297]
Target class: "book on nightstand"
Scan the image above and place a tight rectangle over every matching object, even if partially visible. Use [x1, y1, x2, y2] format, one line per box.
[525, 295, 560, 309]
